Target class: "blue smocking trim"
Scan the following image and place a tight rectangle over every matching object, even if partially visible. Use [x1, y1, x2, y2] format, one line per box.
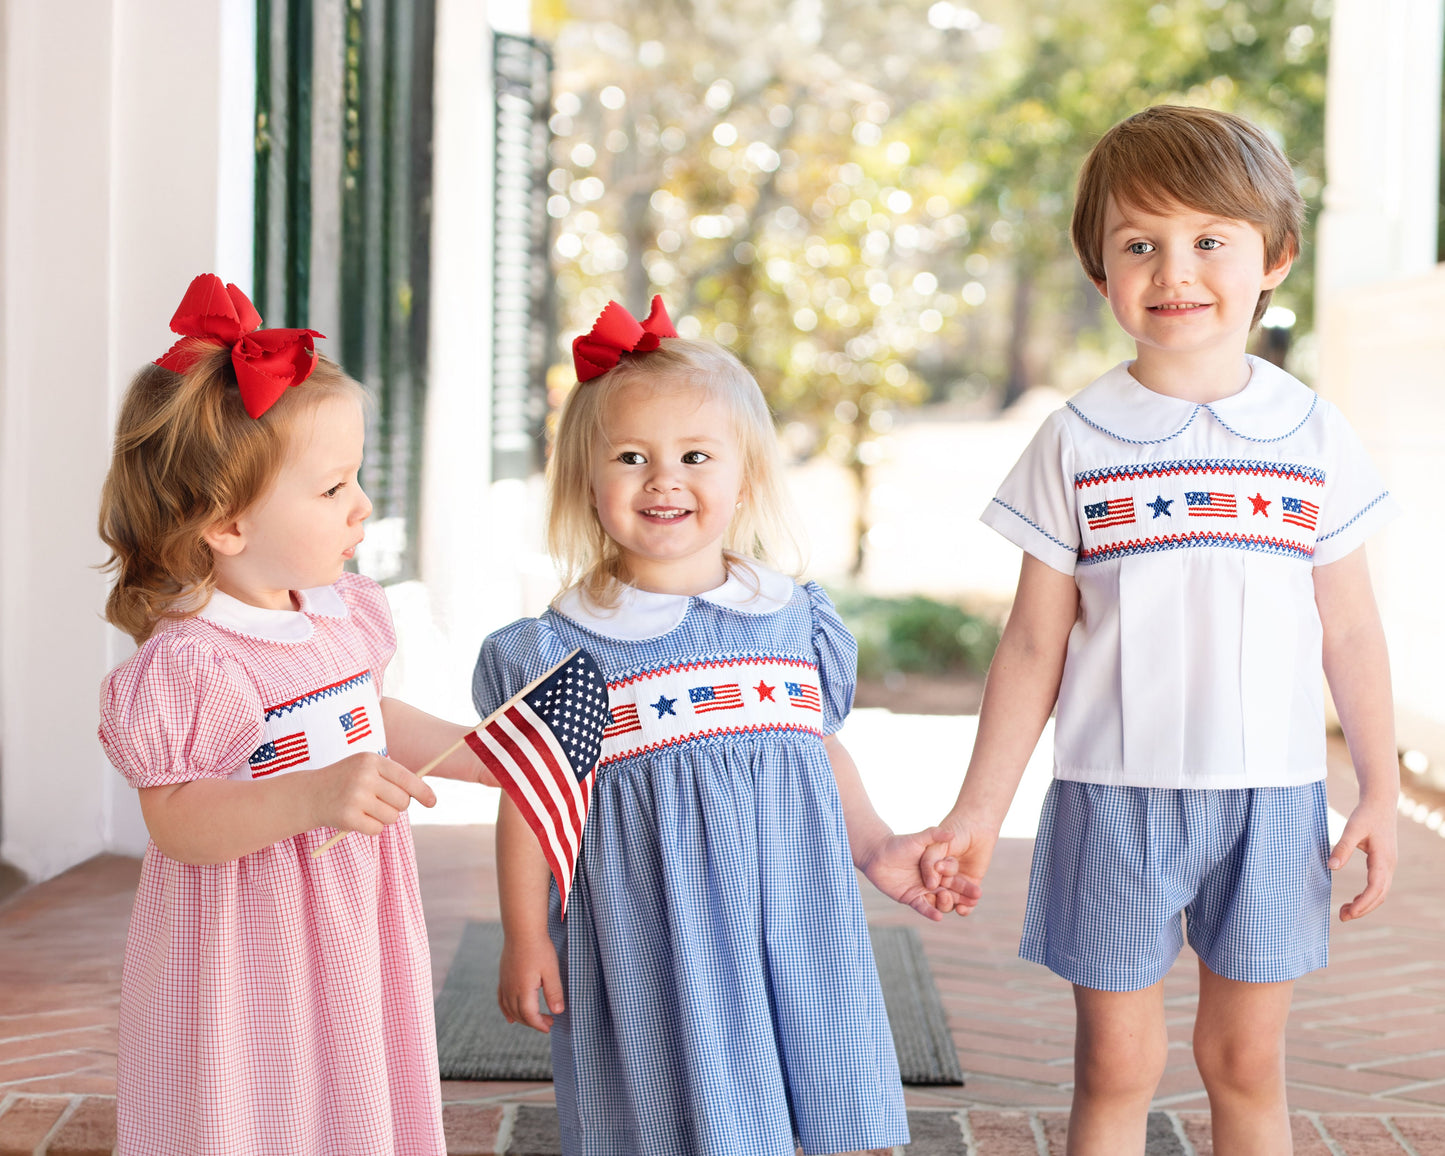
[1073, 458, 1326, 489]
[1065, 401, 1198, 445]
[990, 498, 1075, 554]
[1077, 531, 1313, 566]
[1316, 491, 1391, 544]
[1206, 392, 1318, 443]
[264, 670, 373, 719]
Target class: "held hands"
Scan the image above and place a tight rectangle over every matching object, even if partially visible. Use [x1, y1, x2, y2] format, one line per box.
[859, 827, 981, 921]
[307, 750, 436, 836]
[918, 810, 998, 919]
[499, 932, 565, 1033]
[1328, 793, 1399, 922]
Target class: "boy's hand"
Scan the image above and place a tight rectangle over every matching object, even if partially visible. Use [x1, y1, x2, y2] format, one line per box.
[921, 812, 998, 917]
[308, 751, 437, 835]
[859, 828, 980, 921]
[499, 933, 565, 1033]
[1328, 794, 1399, 921]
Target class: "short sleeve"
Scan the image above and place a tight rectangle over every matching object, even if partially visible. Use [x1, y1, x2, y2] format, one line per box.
[804, 582, 857, 735]
[472, 617, 572, 719]
[978, 410, 1081, 575]
[98, 638, 264, 789]
[1312, 403, 1401, 566]
[333, 572, 398, 693]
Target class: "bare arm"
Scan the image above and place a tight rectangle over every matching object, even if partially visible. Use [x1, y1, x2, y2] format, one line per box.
[496, 793, 565, 1031]
[138, 750, 436, 865]
[1314, 546, 1399, 921]
[930, 554, 1078, 899]
[379, 697, 499, 785]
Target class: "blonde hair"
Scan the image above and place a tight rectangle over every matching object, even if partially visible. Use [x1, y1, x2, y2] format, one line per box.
[98, 346, 365, 643]
[547, 338, 804, 609]
[1071, 105, 1304, 327]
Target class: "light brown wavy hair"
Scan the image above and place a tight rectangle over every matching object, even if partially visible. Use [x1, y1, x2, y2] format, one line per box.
[99, 346, 365, 643]
[547, 338, 805, 610]
[1071, 105, 1304, 328]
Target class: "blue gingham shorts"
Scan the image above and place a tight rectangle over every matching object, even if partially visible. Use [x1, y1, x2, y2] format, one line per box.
[1020, 780, 1332, 991]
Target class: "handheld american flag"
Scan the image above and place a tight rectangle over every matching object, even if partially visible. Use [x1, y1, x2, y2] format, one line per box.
[464, 649, 609, 916]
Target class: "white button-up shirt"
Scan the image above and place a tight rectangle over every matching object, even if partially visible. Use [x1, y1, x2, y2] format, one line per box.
[981, 357, 1397, 788]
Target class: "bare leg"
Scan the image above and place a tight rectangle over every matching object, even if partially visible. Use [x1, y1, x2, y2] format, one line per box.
[1067, 981, 1168, 1155]
[1193, 960, 1294, 1154]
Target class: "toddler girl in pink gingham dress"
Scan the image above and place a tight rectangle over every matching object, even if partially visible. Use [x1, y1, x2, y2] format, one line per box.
[97, 275, 494, 1155]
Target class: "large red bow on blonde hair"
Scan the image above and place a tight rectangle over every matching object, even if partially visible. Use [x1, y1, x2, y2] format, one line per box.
[572, 295, 678, 382]
[155, 274, 325, 418]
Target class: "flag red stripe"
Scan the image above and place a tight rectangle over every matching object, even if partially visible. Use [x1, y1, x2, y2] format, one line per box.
[485, 720, 575, 877]
[464, 730, 571, 898]
[508, 705, 584, 836]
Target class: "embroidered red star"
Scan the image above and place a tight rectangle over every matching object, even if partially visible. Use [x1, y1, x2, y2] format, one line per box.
[1249, 492, 1271, 515]
[754, 681, 775, 702]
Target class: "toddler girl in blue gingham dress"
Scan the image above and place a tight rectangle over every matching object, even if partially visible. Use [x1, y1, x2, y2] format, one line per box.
[475, 298, 970, 1156]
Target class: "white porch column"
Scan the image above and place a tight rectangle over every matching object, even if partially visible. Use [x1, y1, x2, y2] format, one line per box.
[1316, 0, 1443, 303]
[0, 0, 251, 881]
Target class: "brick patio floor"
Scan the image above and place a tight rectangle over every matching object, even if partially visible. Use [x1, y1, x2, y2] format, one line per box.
[2, 737, 1443, 1154]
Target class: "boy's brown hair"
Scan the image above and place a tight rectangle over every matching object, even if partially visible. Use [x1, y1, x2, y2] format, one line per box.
[1071, 105, 1304, 327]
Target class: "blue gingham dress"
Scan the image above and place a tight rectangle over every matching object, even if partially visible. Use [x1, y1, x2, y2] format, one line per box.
[473, 578, 908, 1156]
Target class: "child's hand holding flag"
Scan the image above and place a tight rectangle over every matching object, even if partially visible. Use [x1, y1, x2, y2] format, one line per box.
[314, 648, 609, 916]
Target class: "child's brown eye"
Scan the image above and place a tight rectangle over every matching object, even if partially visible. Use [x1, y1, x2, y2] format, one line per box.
[681, 451, 710, 465]
[618, 451, 646, 466]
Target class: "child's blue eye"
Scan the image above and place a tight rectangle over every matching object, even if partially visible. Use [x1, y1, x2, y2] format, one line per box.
[1128, 241, 1154, 255]
[681, 451, 710, 465]
[1197, 237, 1222, 250]
[618, 451, 646, 466]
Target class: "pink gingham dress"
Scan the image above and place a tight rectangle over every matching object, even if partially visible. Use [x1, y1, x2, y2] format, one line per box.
[99, 573, 444, 1156]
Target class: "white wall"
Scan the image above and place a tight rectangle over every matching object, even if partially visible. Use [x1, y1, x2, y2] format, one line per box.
[1316, 0, 1445, 771]
[0, 0, 252, 881]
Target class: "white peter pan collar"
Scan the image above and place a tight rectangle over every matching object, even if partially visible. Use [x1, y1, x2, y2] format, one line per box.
[552, 563, 797, 641]
[197, 583, 349, 643]
[1067, 356, 1318, 445]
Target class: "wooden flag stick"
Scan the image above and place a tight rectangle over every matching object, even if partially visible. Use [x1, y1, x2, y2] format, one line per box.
[310, 650, 580, 858]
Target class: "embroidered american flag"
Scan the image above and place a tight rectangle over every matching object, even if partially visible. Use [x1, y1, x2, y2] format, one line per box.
[249, 732, 309, 777]
[1185, 491, 1238, 518]
[340, 706, 372, 744]
[785, 681, 821, 712]
[1083, 497, 1135, 529]
[688, 683, 744, 713]
[1280, 495, 1318, 531]
[464, 649, 608, 917]
[602, 701, 642, 739]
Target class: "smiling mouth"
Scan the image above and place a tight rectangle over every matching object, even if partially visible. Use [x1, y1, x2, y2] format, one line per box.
[1149, 302, 1210, 312]
[640, 507, 691, 520]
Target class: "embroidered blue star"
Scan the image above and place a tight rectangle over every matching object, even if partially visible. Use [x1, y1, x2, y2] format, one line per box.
[1148, 495, 1174, 518]
[651, 694, 677, 718]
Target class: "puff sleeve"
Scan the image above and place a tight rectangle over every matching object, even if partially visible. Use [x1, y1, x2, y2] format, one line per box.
[978, 409, 1081, 574]
[98, 638, 264, 789]
[333, 572, 398, 692]
[805, 582, 858, 735]
[472, 617, 574, 719]
[1312, 402, 1400, 566]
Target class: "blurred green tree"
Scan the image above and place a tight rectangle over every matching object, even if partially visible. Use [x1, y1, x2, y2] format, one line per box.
[536, 0, 1331, 572]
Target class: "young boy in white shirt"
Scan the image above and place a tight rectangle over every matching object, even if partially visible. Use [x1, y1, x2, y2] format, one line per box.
[929, 106, 1400, 1153]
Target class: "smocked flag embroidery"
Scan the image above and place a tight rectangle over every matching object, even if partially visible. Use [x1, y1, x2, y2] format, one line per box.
[1084, 497, 1136, 530]
[1280, 495, 1318, 531]
[340, 706, 372, 744]
[1185, 491, 1237, 518]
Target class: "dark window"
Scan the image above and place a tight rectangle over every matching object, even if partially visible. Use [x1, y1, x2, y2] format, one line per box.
[255, 0, 435, 583]
[491, 33, 555, 481]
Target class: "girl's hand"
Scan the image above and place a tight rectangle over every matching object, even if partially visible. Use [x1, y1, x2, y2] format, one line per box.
[499, 933, 565, 1033]
[859, 827, 980, 922]
[921, 812, 998, 917]
[307, 751, 436, 835]
[1329, 794, 1399, 922]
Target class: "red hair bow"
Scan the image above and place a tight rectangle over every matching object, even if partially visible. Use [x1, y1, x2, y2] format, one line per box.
[155, 274, 325, 419]
[572, 295, 678, 382]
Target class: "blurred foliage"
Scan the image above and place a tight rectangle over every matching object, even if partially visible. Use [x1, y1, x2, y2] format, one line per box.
[833, 590, 1001, 678]
[538, 0, 1332, 568]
